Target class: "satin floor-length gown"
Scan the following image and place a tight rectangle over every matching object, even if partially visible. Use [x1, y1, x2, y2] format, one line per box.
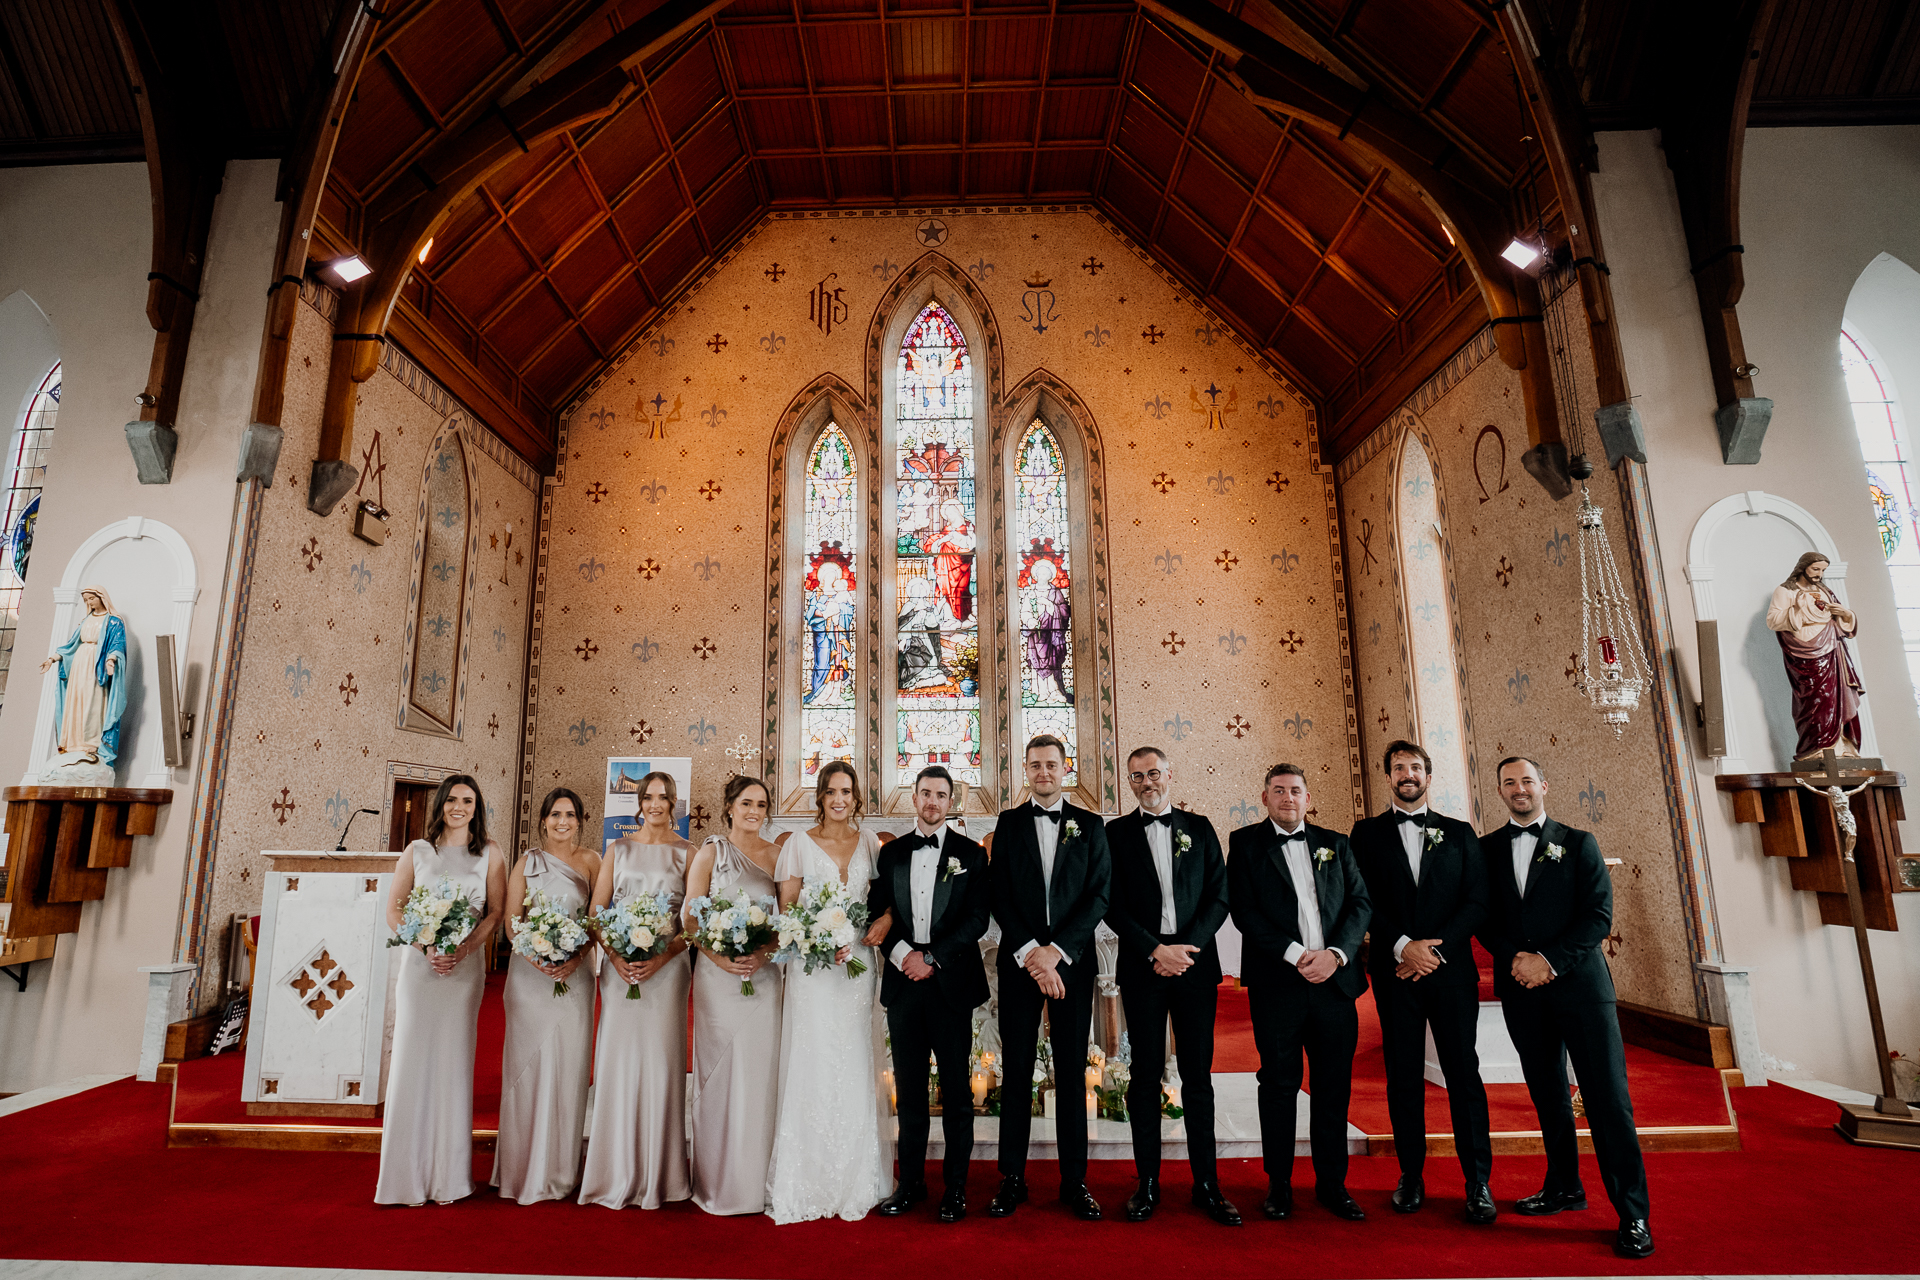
[490, 849, 595, 1203]
[374, 838, 492, 1205]
[578, 840, 693, 1209]
[688, 835, 785, 1215]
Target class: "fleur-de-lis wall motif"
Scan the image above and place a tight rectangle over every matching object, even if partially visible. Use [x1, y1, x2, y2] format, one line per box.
[648, 334, 675, 357]
[1507, 668, 1531, 704]
[1256, 394, 1283, 419]
[425, 613, 452, 637]
[687, 717, 718, 744]
[759, 332, 786, 354]
[1194, 321, 1219, 346]
[579, 557, 606, 583]
[1217, 630, 1247, 656]
[1085, 324, 1111, 348]
[1270, 548, 1299, 574]
[568, 718, 599, 747]
[285, 656, 313, 698]
[350, 558, 373, 594]
[1284, 711, 1313, 740]
[639, 478, 666, 504]
[1544, 527, 1571, 566]
[1207, 470, 1235, 494]
[701, 403, 728, 430]
[1163, 710, 1193, 742]
[693, 555, 721, 581]
[1143, 394, 1171, 420]
[1154, 548, 1183, 576]
[1579, 778, 1608, 822]
[967, 257, 995, 282]
[586, 407, 615, 430]
[632, 636, 660, 662]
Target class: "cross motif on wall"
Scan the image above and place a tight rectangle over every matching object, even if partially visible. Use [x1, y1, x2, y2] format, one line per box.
[1082, 256, 1104, 277]
[692, 637, 717, 660]
[1215, 549, 1238, 572]
[1267, 471, 1289, 493]
[1161, 631, 1185, 654]
[585, 482, 608, 504]
[1151, 472, 1174, 493]
[1141, 325, 1165, 345]
[272, 788, 296, 825]
[1225, 715, 1252, 739]
[576, 637, 599, 661]
[339, 673, 357, 706]
[638, 558, 662, 580]
[706, 333, 728, 354]
[765, 263, 786, 283]
[630, 720, 654, 744]
[1279, 630, 1305, 653]
[487, 713, 500, 738]
[698, 480, 722, 501]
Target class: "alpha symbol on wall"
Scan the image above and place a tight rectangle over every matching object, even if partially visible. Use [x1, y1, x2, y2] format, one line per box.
[809, 272, 848, 337]
[916, 217, 949, 247]
[1190, 383, 1237, 429]
[636, 391, 682, 439]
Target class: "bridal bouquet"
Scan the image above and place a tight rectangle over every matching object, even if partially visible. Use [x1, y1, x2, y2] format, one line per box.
[388, 877, 481, 957]
[684, 886, 779, 996]
[510, 888, 590, 996]
[591, 892, 680, 999]
[771, 877, 872, 980]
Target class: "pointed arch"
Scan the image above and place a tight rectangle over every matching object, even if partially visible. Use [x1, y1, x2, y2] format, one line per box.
[398, 413, 482, 738]
[1000, 369, 1118, 811]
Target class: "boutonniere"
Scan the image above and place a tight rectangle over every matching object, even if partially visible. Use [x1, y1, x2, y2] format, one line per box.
[1424, 827, 1445, 848]
[1175, 831, 1192, 859]
[942, 855, 966, 881]
[1314, 845, 1335, 865]
[1063, 818, 1081, 841]
[1538, 842, 1565, 864]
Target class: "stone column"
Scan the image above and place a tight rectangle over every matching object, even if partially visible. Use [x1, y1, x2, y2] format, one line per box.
[135, 962, 198, 1081]
[1697, 961, 1766, 1085]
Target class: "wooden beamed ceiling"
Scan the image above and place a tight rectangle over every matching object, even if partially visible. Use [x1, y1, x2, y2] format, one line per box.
[3, 0, 1917, 467]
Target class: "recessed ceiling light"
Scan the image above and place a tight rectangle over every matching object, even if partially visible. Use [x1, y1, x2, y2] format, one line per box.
[331, 255, 371, 283]
[1501, 238, 1540, 270]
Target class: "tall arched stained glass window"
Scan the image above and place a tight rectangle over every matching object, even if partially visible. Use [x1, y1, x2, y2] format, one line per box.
[894, 304, 981, 785]
[1842, 325, 1920, 706]
[1016, 419, 1075, 784]
[0, 361, 57, 709]
[801, 424, 858, 784]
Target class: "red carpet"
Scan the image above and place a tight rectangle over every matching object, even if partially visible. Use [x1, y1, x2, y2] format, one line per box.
[3, 1072, 1911, 1276]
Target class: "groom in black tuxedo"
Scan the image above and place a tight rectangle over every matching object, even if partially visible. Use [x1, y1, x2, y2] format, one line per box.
[1349, 739, 1495, 1223]
[1480, 755, 1653, 1260]
[869, 766, 992, 1223]
[989, 733, 1112, 1222]
[1227, 762, 1371, 1222]
[1103, 746, 1239, 1226]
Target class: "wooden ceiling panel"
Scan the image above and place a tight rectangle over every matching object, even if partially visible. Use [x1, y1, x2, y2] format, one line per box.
[1337, 204, 1442, 311]
[1235, 206, 1317, 298]
[1099, 153, 1161, 240]
[763, 155, 831, 201]
[1757, 0, 1887, 99]
[331, 57, 437, 192]
[1129, 21, 1207, 120]
[581, 99, 668, 200]
[1298, 267, 1392, 354]
[1039, 86, 1114, 141]
[512, 161, 604, 264]
[548, 220, 631, 312]
[639, 216, 705, 295]
[611, 167, 688, 258]
[1345, 0, 1485, 105]
[580, 271, 652, 354]
[725, 24, 810, 92]
[896, 92, 965, 147]
[216, 0, 334, 135]
[1212, 260, 1287, 348]
[1031, 147, 1097, 192]
[524, 326, 599, 403]
[821, 94, 892, 147]
[651, 37, 726, 142]
[740, 97, 820, 151]
[487, 136, 571, 211]
[1270, 312, 1347, 396]
[1155, 205, 1225, 287]
[898, 149, 962, 197]
[493, 0, 579, 34]
[488, 281, 572, 362]
[830, 152, 894, 198]
[970, 90, 1039, 144]
[1174, 148, 1250, 242]
[966, 149, 1029, 196]
[798, 0, 881, 15]
[970, 17, 1048, 82]
[435, 222, 541, 324]
[890, 19, 965, 86]
[1265, 141, 1361, 248]
[1429, 37, 1525, 173]
[1193, 78, 1282, 183]
[2, 0, 138, 139]
[698, 165, 760, 241]
[677, 112, 745, 196]
[1113, 95, 1182, 184]
[807, 22, 888, 89]
[1049, 13, 1131, 79]
[387, 4, 514, 122]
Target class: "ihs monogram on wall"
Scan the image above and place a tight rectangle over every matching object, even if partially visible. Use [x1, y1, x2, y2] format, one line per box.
[1020, 271, 1057, 335]
[1190, 382, 1237, 430]
[635, 391, 682, 438]
[809, 272, 848, 337]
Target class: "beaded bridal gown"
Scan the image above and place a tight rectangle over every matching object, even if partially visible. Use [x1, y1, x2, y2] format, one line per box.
[764, 828, 894, 1224]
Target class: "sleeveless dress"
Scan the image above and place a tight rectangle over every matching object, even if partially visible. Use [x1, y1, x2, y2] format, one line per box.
[764, 828, 893, 1224]
[374, 838, 493, 1205]
[490, 848, 595, 1203]
[689, 835, 785, 1215]
[578, 840, 693, 1208]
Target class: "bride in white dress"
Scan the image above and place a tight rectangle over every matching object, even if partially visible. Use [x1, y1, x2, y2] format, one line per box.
[766, 761, 896, 1223]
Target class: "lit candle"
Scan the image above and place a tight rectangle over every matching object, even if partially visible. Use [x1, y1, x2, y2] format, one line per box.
[971, 1072, 989, 1108]
[1085, 1064, 1103, 1092]
[1164, 1083, 1181, 1111]
[883, 1068, 896, 1112]
[1044, 1089, 1056, 1118]
[1086, 1089, 1097, 1115]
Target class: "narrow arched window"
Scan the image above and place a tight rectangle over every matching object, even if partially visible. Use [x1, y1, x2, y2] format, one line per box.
[1842, 326, 1920, 709]
[1395, 431, 1472, 819]
[893, 303, 982, 787]
[1014, 419, 1075, 784]
[400, 419, 480, 737]
[800, 423, 859, 784]
[0, 361, 56, 709]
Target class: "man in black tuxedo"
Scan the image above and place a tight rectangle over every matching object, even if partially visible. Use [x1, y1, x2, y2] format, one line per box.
[989, 733, 1112, 1222]
[1103, 746, 1239, 1226]
[1480, 756, 1653, 1260]
[1227, 763, 1371, 1222]
[1349, 739, 1495, 1223]
[869, 766, 992, 1223]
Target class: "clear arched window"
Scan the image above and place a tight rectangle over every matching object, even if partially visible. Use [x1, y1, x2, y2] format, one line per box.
[399, 420, 479, 737]
[892, 304, 982, 787]
[0, 361, 56, 708]
[1015, 419, 1076, 785]
[800, 423, 859, 785]
[1842, 326, 1920, 705]
[1395, 431, 1472, 819]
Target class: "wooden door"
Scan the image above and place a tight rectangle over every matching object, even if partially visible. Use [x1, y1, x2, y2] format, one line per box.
[388, 781, 435, 851]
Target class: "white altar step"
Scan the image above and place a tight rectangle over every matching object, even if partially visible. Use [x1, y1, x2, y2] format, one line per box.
[915, 1072, 1367, 1161]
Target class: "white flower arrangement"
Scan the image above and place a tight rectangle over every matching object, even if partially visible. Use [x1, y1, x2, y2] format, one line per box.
[684, 886, 780, 996]
[588, 891, 678, 999]
[771, 876, 873, 978]
[388, 877, 480, 957]
[1425, 826, 1445, 847]
[1314, 845, 1335, 864]
[1539, 842, 1566, 864]
[1063, 818, 1081, 841]
[943, 855, 966, 881]
[510, 888, 590, 996]
[1176, 831, 1192, 858]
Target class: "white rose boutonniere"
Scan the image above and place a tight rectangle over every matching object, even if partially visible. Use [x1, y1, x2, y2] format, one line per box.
[1063, 818, 1081, 841]
[1175, 831, 1192, 859]
[1538, 842, 1566, 864]
[1314, 845, 1335, 865]
[1424, 826, 1445, 848]
[943, 855, 966, 881]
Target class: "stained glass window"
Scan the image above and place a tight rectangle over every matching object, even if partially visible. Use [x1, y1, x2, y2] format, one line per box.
[1016, 420, 1075, 784]
[801, 424, 858, 784]
[894, 304, 981, 784]
[1842, 326, 1920, 707]
[0, 362, 56, 709]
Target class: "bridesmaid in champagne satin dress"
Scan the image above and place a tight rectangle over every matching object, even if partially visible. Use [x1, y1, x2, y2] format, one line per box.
[685, 774, 785, 1214]
[491, 787, 601, 1203]
[578, 771, 693, 1209]
[374, 775, 506, 1206]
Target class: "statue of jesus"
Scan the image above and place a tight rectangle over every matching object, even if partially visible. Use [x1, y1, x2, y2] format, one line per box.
[1766, 552, 1864, 761]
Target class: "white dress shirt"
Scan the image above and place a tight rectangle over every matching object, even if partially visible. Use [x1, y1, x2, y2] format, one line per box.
[1270, 819, 1347, 967]
[1142, 803, 1178, 932]
[1506, 816, 1555, 976]
[1013, 799, 1070, 967]
[1389, 804, 1429, 962]
[889, 825, 945, 971]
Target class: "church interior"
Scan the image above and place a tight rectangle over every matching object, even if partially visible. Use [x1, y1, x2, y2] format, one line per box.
[3, 0, 1920, 1274]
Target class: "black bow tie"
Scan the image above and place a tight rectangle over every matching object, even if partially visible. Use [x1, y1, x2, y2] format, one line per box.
[1516, 822, 1543, 836]
[903, 833, 939, 851]
[1035, 808, 1062, 824]
[1395, 810, 1426, 826]
[1144, 811, 1173, 828]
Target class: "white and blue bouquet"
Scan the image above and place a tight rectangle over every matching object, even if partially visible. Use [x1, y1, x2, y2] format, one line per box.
[589, 892, 678, 1000]
[510, 888, 590, 996]
[388, 877, 481, 957]
[772, 877, 872, 980]
[683, 886, 778, 996]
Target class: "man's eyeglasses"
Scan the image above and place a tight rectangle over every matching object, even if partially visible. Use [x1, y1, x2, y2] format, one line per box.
[1127, 768, 1167, 783]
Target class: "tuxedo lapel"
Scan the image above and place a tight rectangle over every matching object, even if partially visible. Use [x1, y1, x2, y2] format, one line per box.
[1522, 819, 1561, 903]
[929, 843, 955, 926]
[1169, 811, 1195, 925]
[1308, 828, 1339, 935]
[1050, 808, 1082, 921]
[893, 851, 915, 932]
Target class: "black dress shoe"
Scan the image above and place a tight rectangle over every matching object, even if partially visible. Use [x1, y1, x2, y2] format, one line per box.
[937, 1186, 967, 1223]
[1316, 1189, 1367, 1221]
[877, 1181, 928, 1216]
[1060, 1183, 1103, 1221]
[1615, 1219, 1655, 1258]
[1191, 1181, 1242, 1226]
[1391, 1175, 1424, 1214]
[1463, 1183, 1497, 1224]
[987, 1175, 1029, 1218]
[1515, 1186, 1588, 1216]
[1261, 1184, 1293, 1220]
[1124, 1176, 1160, 1222]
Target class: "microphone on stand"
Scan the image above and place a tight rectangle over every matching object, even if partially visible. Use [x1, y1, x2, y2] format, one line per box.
[336, 807, 382, 852]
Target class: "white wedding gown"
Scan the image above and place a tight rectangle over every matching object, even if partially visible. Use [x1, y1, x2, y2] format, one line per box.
[765, 828, 894, 1223]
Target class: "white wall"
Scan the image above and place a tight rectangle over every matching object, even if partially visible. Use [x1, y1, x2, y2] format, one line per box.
[1594, 126, 1920, 1091]
[0, 160, 280, 1092]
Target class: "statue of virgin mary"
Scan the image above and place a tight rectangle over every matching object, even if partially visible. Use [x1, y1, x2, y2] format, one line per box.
[39, 585, 130, 783]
